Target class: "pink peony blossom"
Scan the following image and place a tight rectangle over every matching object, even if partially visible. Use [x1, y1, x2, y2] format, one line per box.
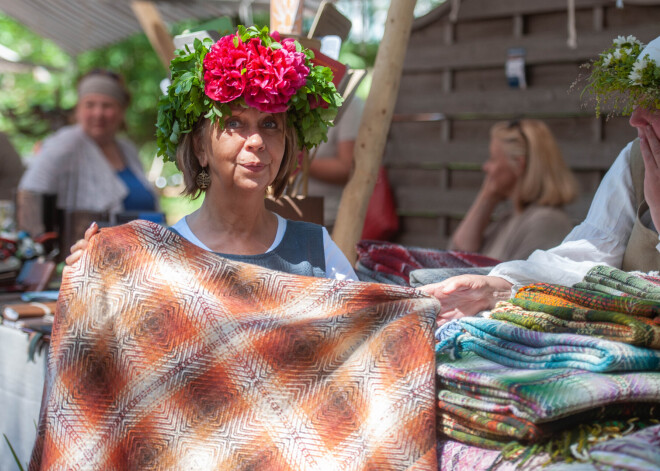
[203, 33, 310, 113]
[203, 34, 248, 103]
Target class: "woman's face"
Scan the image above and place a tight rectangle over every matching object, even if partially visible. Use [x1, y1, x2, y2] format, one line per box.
[483, 138, 520, 197]
[202, 107, 286, 195]
[629, 106, 660, 139]
[76, 94, 125, 144]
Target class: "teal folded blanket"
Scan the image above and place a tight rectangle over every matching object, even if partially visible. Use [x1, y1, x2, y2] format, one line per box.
[436, 317, 660, 372]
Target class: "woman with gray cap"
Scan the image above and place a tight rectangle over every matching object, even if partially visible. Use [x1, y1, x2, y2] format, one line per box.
[17, 69, 158, 237]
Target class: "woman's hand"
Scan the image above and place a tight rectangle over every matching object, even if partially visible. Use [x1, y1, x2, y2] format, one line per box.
[63, 222, 99, 269]
[419, 275, 513, 325]
[639, 124, 660, 232]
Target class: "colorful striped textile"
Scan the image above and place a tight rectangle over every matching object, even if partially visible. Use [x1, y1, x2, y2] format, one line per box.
[542, 424, 660, 470]
[436, 352, 660, 424]
[585, 423, 660, 470]
[492, 300, 660, 348]
[435, 317, 660, 372]
[355, 240, 499, 285]
[436, 439, 550, 471]
[573, 266, 660, 301]
[437, 389, 660, 448]
[514, 283, 660, 318]
[29, 220, 439, 471]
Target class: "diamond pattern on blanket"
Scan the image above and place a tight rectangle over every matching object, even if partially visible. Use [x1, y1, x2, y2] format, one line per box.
[29, 220, 439, 471]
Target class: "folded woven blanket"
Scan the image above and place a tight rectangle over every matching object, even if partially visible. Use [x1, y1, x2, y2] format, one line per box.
[355, 240, 499, 285]
[514, 283, 660, 318]
[492, 300, 660, 349]
[573, 266, 660, 301]
[435, 317, 660, 372]
[437, 390, 660, 448]
[29, 220, 439, 471]
[436, 352, 660, 424]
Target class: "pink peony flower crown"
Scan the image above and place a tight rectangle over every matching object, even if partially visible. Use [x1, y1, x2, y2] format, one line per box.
[156, 25, 342, 162]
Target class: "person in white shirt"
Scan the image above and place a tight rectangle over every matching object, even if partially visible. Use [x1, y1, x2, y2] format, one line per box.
[421, 34, 660, 322]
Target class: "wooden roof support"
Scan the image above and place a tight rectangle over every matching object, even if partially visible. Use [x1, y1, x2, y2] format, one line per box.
[270, 0, 304, 34]
[131, 1, 175, 70]
[332, 0, 417, 263]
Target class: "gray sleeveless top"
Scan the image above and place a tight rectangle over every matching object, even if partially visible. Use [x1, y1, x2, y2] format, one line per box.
[170, 220, 327, 278]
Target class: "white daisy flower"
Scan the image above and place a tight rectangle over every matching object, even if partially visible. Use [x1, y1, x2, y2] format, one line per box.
[613, 35, 641, 47]
[629, 58, 648, 85]
[601, 53, 613, 67]
[613, 35, 627, 47]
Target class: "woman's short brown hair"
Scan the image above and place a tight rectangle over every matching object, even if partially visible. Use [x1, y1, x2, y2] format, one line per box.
[176, 116, 298, 200]
[490, 119, 578, 208]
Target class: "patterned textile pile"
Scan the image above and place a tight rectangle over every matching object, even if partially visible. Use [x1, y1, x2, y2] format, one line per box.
[434, 266, 660, 469]
[438, 424, 660, 471]
[29, 220, 440, 471]
[355, 240, 499, 286]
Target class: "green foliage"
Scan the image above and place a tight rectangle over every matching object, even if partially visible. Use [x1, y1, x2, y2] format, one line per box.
[156, 25, 342, 163]
[0, 14, 74, 154]
[583, 35, 660, 116]
[3, 433, 26, 471]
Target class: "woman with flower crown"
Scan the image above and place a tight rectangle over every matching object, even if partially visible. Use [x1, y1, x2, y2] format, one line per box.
[420, 34, 660, 322]
[68, 26, 357, 281]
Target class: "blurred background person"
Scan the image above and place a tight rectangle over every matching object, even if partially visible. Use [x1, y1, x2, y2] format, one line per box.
[307, 95, 364, 229]
[0, 130, 24, 201]
[17, 69, 158, 237]
[449, 119, 578, 261]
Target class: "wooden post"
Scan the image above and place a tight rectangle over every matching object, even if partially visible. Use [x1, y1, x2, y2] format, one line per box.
[332, 0, 417, 263]
[270, 0, 304, 34]
[131, 1, 175, 70]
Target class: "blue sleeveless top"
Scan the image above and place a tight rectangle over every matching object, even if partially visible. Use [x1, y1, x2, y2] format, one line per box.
[170, 219, 327, 278]
[117, 167, 156, 211]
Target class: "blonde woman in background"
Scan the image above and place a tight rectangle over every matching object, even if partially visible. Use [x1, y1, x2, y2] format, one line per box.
[450, 119, 578, 261]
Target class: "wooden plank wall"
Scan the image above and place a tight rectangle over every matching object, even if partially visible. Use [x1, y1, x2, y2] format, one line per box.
[385, 0, 660, 248]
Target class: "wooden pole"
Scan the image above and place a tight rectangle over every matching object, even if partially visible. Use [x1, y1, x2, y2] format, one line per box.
[332, 0, 417, 264]
[131, 1, 175, 70]
[270, 0, 304, 34]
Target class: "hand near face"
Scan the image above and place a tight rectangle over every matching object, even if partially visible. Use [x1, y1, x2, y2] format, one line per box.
[480, 169, 512, 202]
[419, 275, 513, 326]
[480, 138, 521, 203]
[639, 124, 660, 232]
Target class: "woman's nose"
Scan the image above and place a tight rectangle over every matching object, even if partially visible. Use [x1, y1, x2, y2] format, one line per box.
[246, 131, 265, 150]
[629, 107, 647, 129]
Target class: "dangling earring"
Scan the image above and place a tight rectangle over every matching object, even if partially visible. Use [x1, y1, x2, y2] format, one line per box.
[196, 168, 211, 190]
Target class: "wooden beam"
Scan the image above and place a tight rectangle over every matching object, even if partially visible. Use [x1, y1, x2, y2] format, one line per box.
[270, 0, 304, 34]
[332, 0, 417, 263]
[404, 24, 660, 71]
[131, 1, 175, 70]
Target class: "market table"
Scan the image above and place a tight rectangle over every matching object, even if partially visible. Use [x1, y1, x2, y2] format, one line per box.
[0, 317, 48, 470]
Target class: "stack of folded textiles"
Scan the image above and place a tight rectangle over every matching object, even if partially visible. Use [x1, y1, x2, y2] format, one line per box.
[355, 240, 499, 285]
[435, 265, 660, 469]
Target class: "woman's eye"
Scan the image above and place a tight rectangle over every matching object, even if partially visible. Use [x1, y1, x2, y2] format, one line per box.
[225, 118, 241, 129]
[263, 119, 278, 129]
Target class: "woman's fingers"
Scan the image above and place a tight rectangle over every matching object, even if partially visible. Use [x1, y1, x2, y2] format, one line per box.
[84, 221, 99, 241]
[63, 222, 100, 267]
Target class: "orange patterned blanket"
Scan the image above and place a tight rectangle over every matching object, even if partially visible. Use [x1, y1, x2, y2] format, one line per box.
[29, 220, 438, 470]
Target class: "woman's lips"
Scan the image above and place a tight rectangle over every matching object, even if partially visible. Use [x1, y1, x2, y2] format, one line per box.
[241, 163, 266, 172]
